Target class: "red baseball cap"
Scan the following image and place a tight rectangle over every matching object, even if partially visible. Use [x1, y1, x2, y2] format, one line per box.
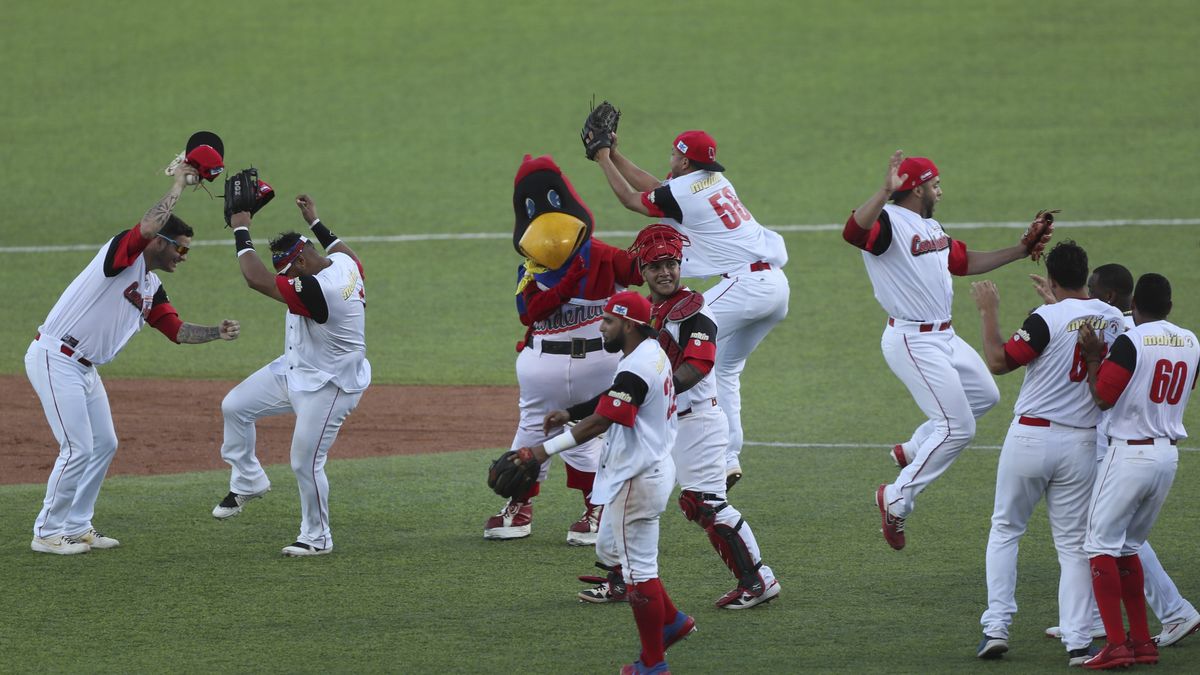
[673, 130, 725, 172]
[897, 157, 938, 192]
[604, 290, 652, 325]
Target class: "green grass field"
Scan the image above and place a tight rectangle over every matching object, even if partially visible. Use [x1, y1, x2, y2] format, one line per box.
[3, 1, 1200, 672]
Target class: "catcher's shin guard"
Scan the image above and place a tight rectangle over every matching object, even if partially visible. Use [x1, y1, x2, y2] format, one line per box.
[678, 490, 727, 528]
[706, 518, 765, 594]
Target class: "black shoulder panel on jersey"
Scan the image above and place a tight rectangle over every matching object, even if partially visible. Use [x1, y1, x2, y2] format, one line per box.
[665, 291, 705, 323]
[102, 229, 134, 277]
[294, 274, 329, 324]
[610, 369, 650, 408]
[1019, 312, 1052, 355]
[652, 185, 683, 222]
[1108, 333, 1137, 373]
[152, 285, 170, 307]
[868, 210, 894, 256]
[678, 311, 718, 343]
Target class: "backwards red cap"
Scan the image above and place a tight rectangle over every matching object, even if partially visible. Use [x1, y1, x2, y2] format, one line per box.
[604, 290, 652, 326]
[673, 130, 725, 172]
[897, 157, 938, 192]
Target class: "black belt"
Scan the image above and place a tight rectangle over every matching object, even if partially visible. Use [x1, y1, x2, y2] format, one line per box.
[540, 337, 603, 359]
[35, 332, 94, 368]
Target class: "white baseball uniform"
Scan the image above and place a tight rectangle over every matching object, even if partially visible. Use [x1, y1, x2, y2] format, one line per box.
[844, 203, 1000, 518]
[1086, 319, 1199, 559]
[654, 291, 778, 598]
[219, 251, 370, 551]
[980, 299, 1124, 650]
[565, 338, 678, 584]
[28, 228, 188, 539]
[642, 172, 789, 471]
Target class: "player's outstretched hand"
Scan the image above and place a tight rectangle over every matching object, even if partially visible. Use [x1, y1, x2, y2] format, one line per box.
[884, 150, 908, 193]
[219, 320, 240, 341]
[174, 162, 200, 188]
[1029, 274, 1057, 305]
[543, 410, 570, 434]
[296, 194, 319, 225]
[970, 280, 1000, 313]
[1077, 322, 1104, 361]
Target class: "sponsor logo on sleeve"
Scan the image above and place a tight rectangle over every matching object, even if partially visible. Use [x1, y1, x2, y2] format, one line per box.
[608, 390, 633, 403]
[1015, 329, 1030, 342]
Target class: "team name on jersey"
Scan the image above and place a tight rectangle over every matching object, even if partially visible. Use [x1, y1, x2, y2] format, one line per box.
[341, 267, 360, 301]
[1066, 316, 1119, 332]
[1143, 334, 1195, 348]
[910, 234, 950, 257]
[689, 173, 721, 193]
[533, 304, 604, 333]
[690, 331, 709, 341]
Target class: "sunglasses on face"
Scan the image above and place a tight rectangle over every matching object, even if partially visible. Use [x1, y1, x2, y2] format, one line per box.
[156, 233, 190, 255]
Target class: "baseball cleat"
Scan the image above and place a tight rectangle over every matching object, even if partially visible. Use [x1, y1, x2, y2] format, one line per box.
[1068, 646, 1100, 667]
[716, 578, 780, 610]
[212, 489, 269, 519]
[1155, 613, 1200, 647]
[281, 541, 331, 557]
[976, 635, 1009, 659]
[483, 499, 533, 540]
[662, 611, 696, 651]
[30, 534, 90, 555]
[890, 444, 912, 469]
[875, 484, 906, 550]
[566, 504, 601, 546]
[578, 581, 626, 604]
[1047, 625, 1107, 640]
[619, 659, 670, 675]
[71, 528, 120, 549]
[1125, 639, 1158, 665]
[1081, 642, 1134, 670]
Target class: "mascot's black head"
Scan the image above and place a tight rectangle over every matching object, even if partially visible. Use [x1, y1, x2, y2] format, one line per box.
[512, 154, 594, 270]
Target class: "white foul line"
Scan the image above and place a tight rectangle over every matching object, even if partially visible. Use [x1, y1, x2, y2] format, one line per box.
[3, 218, 1199, 254]
[742, 441, 1200, 452]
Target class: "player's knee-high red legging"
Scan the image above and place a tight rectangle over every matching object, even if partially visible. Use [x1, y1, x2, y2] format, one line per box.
[629, 578, 679, 667]
[1091, 553, 1151, 644]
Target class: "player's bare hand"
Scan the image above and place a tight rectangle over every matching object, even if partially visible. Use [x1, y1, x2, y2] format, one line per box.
[1029, 274, 1056, 304]
[174, 163, 200, 188]
[543, 410, 571, 434]
[1077, 322, 1104, 359]
[971, 280, 1000, 312]
[885, 150, 908, 193]
[230, 211, 252, 229]
[609, 131, 619, 152]
[218, 319, 240, 341]
[296, 194, 319, 224]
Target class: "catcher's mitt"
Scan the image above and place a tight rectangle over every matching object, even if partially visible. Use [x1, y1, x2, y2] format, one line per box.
[1020, 209, 1058, 263]
[487, 447, 539, 499]
[581, 99, 620, 161]
[223, 167, 275, 226]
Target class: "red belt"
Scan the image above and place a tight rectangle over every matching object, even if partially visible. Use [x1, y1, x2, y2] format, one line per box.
[677, 397, 718, 418]
[1126, 438, 1177, 446]
[35, 332, 94, 368]
[723, 261, 772, 278]
[1018, 416, 1051, 427]
[888, 318, 953, 332]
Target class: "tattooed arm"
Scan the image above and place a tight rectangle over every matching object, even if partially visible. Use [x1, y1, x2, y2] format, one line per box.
[137, 164, 198, 239]
[176, 319, 241, 344]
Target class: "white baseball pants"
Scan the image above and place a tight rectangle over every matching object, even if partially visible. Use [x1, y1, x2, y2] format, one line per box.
[980, 420, 1096, 650]
[704, 266, 790, 471]
[880, 324, 999, 517]
[595, 458, 676, 584]
[220, 364, 363, 550]
[1085, 439, 1178, 558]
[26, 342, 120, 539]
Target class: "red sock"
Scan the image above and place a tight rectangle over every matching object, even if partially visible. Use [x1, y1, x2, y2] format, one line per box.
[630, 579, 666, 667]
[1118, 554, 1151, 642]
[659, 581, 679, 625]
[1090, 555, 1127, 645]
[564, 464, 595, 498]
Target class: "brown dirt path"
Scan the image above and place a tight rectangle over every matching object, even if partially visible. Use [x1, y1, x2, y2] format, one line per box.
[0, 375, 517, 485]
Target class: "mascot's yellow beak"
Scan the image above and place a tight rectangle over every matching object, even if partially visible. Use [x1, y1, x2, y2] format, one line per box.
[518, 212, 587, 270]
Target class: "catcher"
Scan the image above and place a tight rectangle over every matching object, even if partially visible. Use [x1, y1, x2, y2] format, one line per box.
[842, 150, 1053, 550]
[489, 290, 693, 675]
[212, 175, 370, 557]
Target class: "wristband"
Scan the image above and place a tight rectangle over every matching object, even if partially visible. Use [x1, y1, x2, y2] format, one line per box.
[233, 227, 254, 255]
[309, 218, 340, 250]
[543, 428, 578, 456]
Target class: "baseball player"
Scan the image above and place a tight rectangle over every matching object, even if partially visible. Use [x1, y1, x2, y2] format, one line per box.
[485, 154, 642, 544]
[586, 115, 788, 489]
[26, 163, 239, 555]
[1036, 263, 1200, 648]
[514, 290, 688, 675]
[215, 193, 369, 557]
[968, 242, 1124, 666]
[1075, 273, 1199, 669]
[843, 150, 1053, 550]
[572, 224, 780, 609]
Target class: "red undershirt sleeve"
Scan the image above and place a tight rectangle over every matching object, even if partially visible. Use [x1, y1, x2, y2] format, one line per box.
[947, 239, 969, 276]
[1095, 361, 1133, 407]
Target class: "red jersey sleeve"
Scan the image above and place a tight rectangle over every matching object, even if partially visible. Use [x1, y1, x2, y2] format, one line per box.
[103, 228, 153, 277]
[947, 239, 969, 276]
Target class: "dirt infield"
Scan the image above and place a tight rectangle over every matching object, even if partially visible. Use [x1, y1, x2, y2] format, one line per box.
[1, 375, 518, 485]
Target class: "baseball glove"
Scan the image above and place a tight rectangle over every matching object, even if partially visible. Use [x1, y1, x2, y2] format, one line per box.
[581, 99, 620, 161]
[487, 447, 539, 499]
[223, 168, 275, 226]
[1020, 209, 1058, 263]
